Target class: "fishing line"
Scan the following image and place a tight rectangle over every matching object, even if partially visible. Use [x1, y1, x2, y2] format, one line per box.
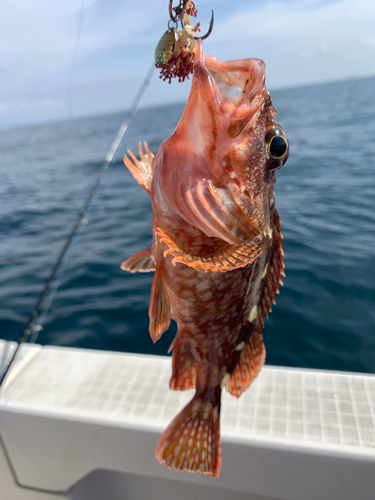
[0, 62, 155, 390]
[67, 0, 86, 118]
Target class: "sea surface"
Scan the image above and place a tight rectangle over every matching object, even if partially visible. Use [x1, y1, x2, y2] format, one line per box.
[1, 76, 375, 374]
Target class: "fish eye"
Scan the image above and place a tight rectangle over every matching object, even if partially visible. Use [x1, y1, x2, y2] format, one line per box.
[269, 135, 287, 159]
[265, 124, 289, 171]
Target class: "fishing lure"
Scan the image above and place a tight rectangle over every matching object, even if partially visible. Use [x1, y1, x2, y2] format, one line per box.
[155, 0, 213, 82]
[122, 0, 289, 477]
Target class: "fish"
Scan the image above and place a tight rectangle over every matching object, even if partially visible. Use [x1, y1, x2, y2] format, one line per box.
[122, 41, 289, 477]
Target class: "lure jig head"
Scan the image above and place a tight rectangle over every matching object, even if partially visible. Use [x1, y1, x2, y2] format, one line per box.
[154, 1, 214, 65]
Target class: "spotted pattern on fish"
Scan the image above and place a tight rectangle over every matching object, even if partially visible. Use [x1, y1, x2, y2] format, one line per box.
[122, 41, 289, 477]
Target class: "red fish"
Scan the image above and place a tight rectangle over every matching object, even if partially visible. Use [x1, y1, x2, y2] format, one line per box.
[122, 41, 289, 477]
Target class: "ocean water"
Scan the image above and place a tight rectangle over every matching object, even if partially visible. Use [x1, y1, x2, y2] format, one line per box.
[1, 76, 375, 374]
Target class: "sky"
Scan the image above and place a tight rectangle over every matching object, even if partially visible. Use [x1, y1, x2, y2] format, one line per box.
[1, 0, 375, 128]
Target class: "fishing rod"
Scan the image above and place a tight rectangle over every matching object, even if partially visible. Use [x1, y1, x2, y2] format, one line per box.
[0, 63, 155, 390]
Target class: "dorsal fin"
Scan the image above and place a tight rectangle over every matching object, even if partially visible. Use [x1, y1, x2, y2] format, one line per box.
[257, 208, 285, 328]
[226, 208, 284, 397]
[226, 326, 265, 397]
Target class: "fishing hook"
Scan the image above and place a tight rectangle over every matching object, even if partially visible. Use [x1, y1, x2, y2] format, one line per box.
[180, 1, 214, 40]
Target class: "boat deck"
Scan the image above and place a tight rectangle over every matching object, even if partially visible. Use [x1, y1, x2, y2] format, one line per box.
[0, 340, 374, 500]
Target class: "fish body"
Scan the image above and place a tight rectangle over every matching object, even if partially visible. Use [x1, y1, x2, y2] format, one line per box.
[122, 42, 288, 476]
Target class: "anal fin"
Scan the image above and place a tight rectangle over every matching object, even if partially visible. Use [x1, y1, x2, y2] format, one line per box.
[149, 262, 171, 343]
[169, 337, 197, 390]
[121, 247, 156, 273]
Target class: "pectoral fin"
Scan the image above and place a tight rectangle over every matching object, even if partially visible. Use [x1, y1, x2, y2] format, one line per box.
[121, 247, 156, 273]
[155, 227, 261, 273]
[179, 179, 260, 245]
[123, 141, 154, 194]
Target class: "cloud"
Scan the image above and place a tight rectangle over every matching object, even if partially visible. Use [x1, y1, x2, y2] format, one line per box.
[207, 0, 375, 88]
[212, 0, 375, 57]
[1, 0, 374, 127]
[213, 0, 375, 40]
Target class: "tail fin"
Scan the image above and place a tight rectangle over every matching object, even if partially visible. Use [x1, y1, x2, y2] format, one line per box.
[155, 392, 222, 476]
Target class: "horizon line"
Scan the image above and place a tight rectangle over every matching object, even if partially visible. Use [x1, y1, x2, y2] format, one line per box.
[2, 72, 374, 132]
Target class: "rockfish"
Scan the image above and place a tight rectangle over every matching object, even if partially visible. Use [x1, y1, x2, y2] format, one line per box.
[122, 41, 289, 477]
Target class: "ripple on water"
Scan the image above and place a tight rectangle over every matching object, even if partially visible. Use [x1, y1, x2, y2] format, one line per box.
[1, 78, 375, 373]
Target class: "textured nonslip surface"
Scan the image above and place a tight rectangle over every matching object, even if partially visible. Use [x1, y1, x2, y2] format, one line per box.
[1, 346, 374, 454]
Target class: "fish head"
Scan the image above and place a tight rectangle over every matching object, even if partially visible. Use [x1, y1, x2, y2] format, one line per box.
[168, 42, 289, 241]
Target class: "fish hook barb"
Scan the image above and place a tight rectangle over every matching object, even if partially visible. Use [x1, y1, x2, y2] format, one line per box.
[180, 1, 215, 40]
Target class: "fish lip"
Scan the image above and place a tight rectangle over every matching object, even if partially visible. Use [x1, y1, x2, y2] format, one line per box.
[193, 40, 266, 110]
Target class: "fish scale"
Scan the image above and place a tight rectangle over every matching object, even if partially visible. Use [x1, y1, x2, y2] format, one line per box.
[122, 40, 289, 477]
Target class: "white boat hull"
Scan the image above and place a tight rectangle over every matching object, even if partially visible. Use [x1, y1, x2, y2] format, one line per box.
[1, 341, 374, 500]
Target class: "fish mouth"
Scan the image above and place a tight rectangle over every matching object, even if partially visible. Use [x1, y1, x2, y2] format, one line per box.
[193, 40, 266, 111]
[169, 43, 270, 242]
[190, 42, 270, 239]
